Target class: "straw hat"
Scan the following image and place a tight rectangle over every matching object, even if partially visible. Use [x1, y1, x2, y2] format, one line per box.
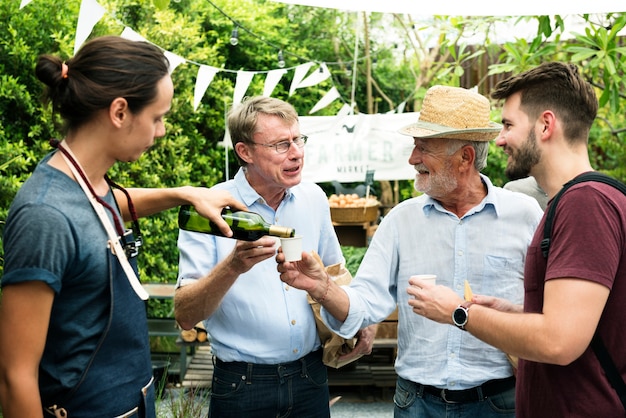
[399, 85, 501, 141]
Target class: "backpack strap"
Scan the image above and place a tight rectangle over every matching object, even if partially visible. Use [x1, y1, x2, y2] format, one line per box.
[540, 171, 626, 410]
[541, 172, 626, 258]
[591, 334, 626, 410]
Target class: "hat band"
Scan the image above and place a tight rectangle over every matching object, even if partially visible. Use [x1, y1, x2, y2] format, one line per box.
[417, 120, 462, 133]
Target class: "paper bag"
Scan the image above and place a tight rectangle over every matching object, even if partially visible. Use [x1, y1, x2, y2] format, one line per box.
[308, 253, 363, 368]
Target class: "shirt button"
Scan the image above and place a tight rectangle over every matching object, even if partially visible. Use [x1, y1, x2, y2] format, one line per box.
[293, 348, 299, 354]
[291, 320, 296, 325]
[285, 285, 290, 291]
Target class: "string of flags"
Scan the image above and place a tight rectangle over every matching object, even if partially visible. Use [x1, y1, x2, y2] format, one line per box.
[19, 0, 354, 114]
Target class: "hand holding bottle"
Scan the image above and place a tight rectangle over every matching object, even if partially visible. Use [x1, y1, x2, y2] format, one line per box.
[186, 189, 248, 238]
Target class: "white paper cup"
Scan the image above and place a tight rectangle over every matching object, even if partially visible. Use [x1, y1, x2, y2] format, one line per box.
[410, 274, 437, 286]
[280, 235, 303, 262]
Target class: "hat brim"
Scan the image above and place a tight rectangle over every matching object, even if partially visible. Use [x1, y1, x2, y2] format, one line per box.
[399, 120, 502, 142]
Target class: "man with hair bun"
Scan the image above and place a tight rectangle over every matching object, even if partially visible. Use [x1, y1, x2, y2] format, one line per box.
[0, 35, 245, 417]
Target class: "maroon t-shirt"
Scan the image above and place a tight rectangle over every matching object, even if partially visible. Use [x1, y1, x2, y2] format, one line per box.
[517, 180, 626, 418]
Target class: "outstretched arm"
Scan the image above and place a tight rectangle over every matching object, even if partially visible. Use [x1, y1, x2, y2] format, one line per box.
[276, 250, 351, 322]
[407, 276, 609, 365]
[116, 186, 247, 237]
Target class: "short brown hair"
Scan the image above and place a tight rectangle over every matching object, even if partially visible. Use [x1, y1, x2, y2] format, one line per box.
[227, 96, 299, 166]
[491, 62, 598, 144]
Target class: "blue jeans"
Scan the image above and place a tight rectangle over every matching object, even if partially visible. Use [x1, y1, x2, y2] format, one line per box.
[393, 376, 516, 418]
[208, 350, 330, 418]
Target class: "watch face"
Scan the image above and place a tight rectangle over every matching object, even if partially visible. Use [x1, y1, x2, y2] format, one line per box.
[453, 306, 468, 327]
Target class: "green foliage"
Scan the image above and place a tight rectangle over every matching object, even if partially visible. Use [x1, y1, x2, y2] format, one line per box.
[487, 13, 626, 183]
[156, 388, 210, 418]
[2, 0, 626, 301]
[341, 245, 367, 276]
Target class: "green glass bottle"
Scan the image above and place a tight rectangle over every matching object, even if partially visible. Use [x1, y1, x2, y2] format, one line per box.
[178, 205, 295, 241]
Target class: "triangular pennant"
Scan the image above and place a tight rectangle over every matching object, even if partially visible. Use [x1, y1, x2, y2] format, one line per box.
[120, 27, 147, 42]
[163, 51, 186, 74]
[336, 103, 353, 117]
[289, 62, 314, 96]
[309, 86, 340, 114]
[297, 63, 330, 89]
[194, 65, 220, 111]
[233, 71, 255, 105]
[263, 68, 288, 97]
[74, 0, 106, 54]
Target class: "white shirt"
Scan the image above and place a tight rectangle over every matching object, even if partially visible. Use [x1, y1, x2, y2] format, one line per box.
[177, 168, 343, 363]
[322, 175, 543, 389]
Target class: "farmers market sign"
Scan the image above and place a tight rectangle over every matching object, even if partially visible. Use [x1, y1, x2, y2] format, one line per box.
[299, 112, 419, 183]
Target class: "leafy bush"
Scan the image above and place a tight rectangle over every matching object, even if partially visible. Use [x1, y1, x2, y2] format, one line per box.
[341, 245, 367, 277]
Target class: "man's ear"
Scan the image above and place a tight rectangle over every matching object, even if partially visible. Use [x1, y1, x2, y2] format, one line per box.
[459, 144, 475, 168]
[538, 110, 557, 141]
[109, 97, 129, 128]
[235, 141, 254, 165]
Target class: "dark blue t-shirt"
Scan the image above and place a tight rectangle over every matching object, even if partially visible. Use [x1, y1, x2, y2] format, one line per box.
[2, 152, 117, 401]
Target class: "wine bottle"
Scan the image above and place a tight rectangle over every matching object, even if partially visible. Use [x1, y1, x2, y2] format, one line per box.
[178, 205, 295, 241]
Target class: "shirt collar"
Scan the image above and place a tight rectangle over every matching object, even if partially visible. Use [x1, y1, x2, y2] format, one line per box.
[422, 173, 498, 218]
[233, 168, 295, 208]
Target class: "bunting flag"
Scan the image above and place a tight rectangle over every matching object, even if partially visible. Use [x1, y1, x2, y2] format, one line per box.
[74, 0, 105, 54]
[263, 68, 288, 97]
[233, 71, 255, 105]
[20, 0, 342, 114]
[289, 62, 314, 96]
[163, 50, 186, 74]
[194, 65, 220, 110]
[120, 26, 147, 42]
[336, 103, 353, 117]
[309, 86, 340, 114]
[297, 63, 331, 89]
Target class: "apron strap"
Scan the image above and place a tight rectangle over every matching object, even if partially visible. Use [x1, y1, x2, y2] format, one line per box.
[56, 142, 148, 300]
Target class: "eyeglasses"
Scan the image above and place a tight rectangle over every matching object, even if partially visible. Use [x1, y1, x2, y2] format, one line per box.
[249, 135, 308, 154]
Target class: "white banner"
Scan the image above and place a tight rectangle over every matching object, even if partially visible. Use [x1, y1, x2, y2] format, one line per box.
[300, 112, 418, 182]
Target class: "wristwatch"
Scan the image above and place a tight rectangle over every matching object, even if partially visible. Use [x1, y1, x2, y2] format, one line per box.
[452, 301, 474, 330]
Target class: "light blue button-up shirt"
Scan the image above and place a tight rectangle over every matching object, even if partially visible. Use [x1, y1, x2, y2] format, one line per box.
[177, 168, 343, 364]
[322, 174, 543, 389]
